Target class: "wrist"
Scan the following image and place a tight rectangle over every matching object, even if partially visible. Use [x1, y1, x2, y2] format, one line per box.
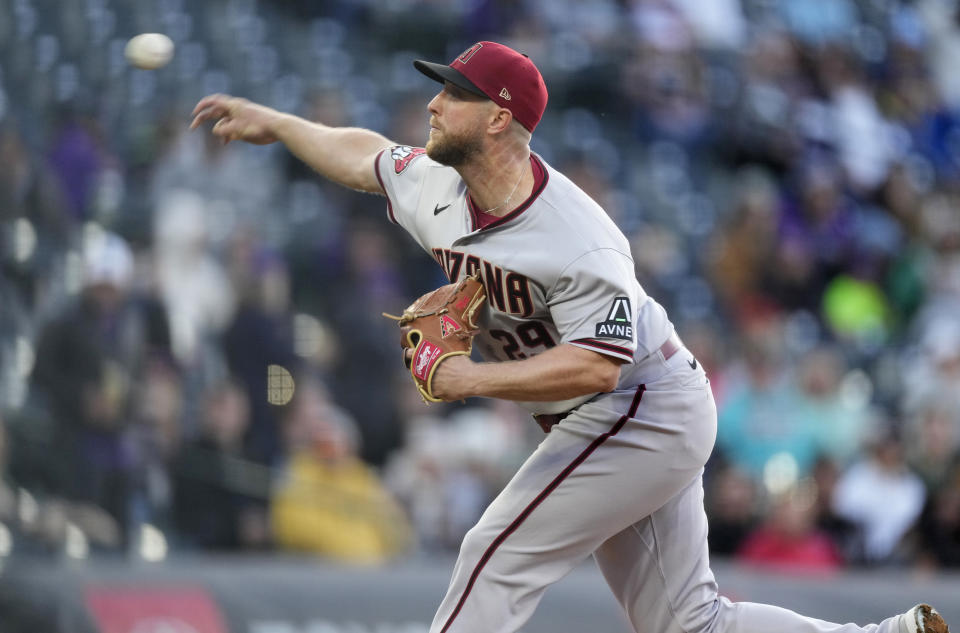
[270, 112, 296, 139]
[463, 360, 496, 399]
[431, 355, 480, 401]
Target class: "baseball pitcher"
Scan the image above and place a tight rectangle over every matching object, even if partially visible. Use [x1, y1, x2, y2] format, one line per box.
[191, 41, 949, 633]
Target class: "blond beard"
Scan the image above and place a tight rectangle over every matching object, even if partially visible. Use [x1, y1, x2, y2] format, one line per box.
[426, 125, 483, 167]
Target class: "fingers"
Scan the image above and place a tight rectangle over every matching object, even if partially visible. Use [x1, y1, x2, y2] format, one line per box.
[191, 93, 229, 117]
[211, 118, 234, 144]
[189, 107, 223, 130]
[189, 94, 238, 130]
[189, 105, 228, 130]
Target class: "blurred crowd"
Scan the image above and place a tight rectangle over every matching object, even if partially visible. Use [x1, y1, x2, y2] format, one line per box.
[1, 0, 959, 571]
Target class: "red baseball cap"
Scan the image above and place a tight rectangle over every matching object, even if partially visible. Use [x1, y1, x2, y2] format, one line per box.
[414, 41, 548, 132]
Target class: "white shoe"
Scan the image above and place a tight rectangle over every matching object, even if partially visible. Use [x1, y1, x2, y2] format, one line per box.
[900, 605, 949, 633]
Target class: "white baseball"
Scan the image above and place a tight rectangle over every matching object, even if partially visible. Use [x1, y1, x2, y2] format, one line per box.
[124, 33, 174, 70]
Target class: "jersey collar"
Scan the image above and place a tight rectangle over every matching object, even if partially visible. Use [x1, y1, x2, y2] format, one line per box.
[466, 154, 548, 232]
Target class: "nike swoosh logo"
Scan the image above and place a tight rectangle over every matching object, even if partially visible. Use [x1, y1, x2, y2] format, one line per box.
[434, 203, 450, 215]
[688, 358, 698, 370]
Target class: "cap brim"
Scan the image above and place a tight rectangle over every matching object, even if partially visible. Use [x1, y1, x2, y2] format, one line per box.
[413, 60, 487, 98]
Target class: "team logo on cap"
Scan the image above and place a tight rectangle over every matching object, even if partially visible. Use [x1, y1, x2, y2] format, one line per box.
[458, 43, 483, 64]
[391, 145, 426, 174]
[595, 297, 633, 340]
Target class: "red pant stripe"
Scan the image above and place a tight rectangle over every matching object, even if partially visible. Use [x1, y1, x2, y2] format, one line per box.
[439, 384, 647, 633]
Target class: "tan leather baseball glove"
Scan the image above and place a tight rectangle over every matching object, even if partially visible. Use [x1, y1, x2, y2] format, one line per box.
[384, 274, 486, 403]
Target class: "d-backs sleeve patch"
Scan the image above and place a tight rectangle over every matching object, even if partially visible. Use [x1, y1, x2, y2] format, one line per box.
[375, 145, 430, 230]
[391, 145, 426, 174]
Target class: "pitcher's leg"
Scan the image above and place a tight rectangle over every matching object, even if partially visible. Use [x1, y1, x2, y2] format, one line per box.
[712, 599, 891, 633]
[594, 475, 904, 633]
[427, 426, 609, 633]
[593, 473, 717, 633]
[429, 386, 707, 633]
[710, 600, 949, 633]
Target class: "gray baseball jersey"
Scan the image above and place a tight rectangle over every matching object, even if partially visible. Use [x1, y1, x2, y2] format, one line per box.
[373, 145, 914, 633]
[375, 145, 672, 414]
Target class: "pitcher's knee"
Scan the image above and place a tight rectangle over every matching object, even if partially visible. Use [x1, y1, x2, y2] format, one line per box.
[458, 524, 494, 561]
[457, 521, 534, 583]
[697, 596, 738, 633]
[673, 594, 724, 633]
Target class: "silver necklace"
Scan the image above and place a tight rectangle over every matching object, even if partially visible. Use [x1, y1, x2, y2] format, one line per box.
[483, 160, 527, 214]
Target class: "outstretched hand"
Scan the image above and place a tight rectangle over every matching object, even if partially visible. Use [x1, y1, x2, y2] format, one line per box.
[190, 93, 284, 145]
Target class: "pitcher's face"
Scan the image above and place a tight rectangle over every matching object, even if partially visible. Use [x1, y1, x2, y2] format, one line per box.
[425, 82, 489, 167]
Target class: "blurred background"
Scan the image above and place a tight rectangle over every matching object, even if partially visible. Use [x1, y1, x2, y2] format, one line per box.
[1, 0, 960, 631]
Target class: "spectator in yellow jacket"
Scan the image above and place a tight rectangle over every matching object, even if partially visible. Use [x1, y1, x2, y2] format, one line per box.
[270, 376, 412, 564]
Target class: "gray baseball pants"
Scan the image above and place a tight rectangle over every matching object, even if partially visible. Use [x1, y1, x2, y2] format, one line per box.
[429, 346, 903, 633]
